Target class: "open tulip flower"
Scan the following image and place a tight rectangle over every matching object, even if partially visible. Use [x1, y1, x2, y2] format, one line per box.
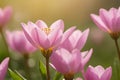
[6, 30, 36, 54]
[60, 28, 89, 52]
[90, 7, 120, 39]
[21, 19, 64, 57]
[50, 48, 93, 79]
[85, 65, 112, 80]
[0, 57, 9, 80]
[0, 6, 12, 28]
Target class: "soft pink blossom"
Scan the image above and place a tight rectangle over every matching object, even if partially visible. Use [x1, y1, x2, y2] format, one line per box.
[21, 20, 64, 50]
[0, 6, 12, 27]
[6, 30, 36, 54]
[50, 48, 93, 75]
[60, 28, 89, 52]
[91, 7, 120, 35]
[85, 65, 112, 80]
[0, 57, 9, 80]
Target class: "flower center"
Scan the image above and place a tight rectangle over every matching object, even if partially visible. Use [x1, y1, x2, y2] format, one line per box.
[42, 28, 52, 35]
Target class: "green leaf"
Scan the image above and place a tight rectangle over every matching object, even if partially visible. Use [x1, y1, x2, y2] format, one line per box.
[53, 72, 63, 80]
[8, 68, 27, 80]
[39, 60, 47, 80]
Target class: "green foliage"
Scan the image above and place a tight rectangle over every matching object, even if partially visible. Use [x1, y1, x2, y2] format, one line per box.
[53, 72, 63, 80]
[39, 60, 47, 80]
[8, 68, 27, 80]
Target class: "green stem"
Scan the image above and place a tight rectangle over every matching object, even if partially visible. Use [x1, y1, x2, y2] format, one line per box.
[46, 57, 50, 80]
[24, 54, 31, 80]
[114, 58, 120, 80]
[0, 29, 10, 57]
[114, 39, 120, 61]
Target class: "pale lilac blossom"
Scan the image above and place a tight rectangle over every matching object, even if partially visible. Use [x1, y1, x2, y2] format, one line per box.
[6, 30, 36, 54]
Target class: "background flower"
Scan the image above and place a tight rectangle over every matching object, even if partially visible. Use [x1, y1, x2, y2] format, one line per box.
[0, 6, 12, 27]
[6, 30, 36, 54]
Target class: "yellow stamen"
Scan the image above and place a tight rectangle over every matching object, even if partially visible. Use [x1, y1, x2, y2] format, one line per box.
[41, 28, 52, 35]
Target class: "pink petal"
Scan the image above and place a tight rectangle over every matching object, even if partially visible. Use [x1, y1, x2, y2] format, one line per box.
[0, 57, 9, 80]
[90, 14, 109, 32]
[6, 31, 16, 51]
[94, 65, 105, 78]
[51, 30, 63, 49]
[81, 49, 93, 68]
[85, 65, 99, 80]
[61, 26, 76, 43]
[99, 9, 113, 31]
[101, 66, 112, 80]
[35, 28, 50, 49]
[50, 19, 64, 31]
[21, 23, 37, 47]
[75, 28, 89, 50]
[35, 20, 48, 28]
[50, 48, 71, 74]
[69, 49, 82, 73]
[68, 30, 82, 49]
[12, 31, 26, 52]
[3, 6, 12, 24]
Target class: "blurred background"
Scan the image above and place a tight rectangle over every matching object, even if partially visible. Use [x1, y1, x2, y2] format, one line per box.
[0, 0, 120, 80]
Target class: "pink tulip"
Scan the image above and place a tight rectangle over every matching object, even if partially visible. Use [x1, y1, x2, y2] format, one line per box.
[21, 20, 64, 51]
[0, 57, 9, 80]
[6, 30, 36, 54]
[90, 7, 120, 39]
[0, 6, 12, 27]
[60, 28, 89, 52]
[50, 48, 93, 75]
[85, 65, 112, 80]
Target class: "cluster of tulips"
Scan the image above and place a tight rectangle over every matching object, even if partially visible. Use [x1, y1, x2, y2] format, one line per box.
[0, 6, 120, 80]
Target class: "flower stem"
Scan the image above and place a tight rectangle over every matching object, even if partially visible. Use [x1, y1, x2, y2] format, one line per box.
[24, 54, 31, 80]
[114, 39, 120, 61]
[0, 29, 10, 57]
[45, 57, 50, 80]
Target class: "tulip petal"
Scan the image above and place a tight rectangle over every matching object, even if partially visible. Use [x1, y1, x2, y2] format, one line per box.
[101, 66, 112, 80]
[81, 49, 93, 68]
[61, 26, 76, 43]
[50, 48, 70, 74]
[85, 65, 99, 80]
[50, 19, 64, 31]
[90, 14, 109, 32]
[35, 20, 48, 28]
[21, 23, 37, 47]
[0, 57, 9, 80]
[75, 28, 89, 50]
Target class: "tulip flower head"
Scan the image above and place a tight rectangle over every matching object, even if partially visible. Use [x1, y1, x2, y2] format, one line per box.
[6, 30, 36, 54]
[85, 65, 112, 80]
[0, 57, 9, 80]
[21, 20, 64, 57]
[91, 7, 120, 40]
[60, 28, 89, 52]
[50, 48, 93, 80]
[0, 6, 12, 29]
